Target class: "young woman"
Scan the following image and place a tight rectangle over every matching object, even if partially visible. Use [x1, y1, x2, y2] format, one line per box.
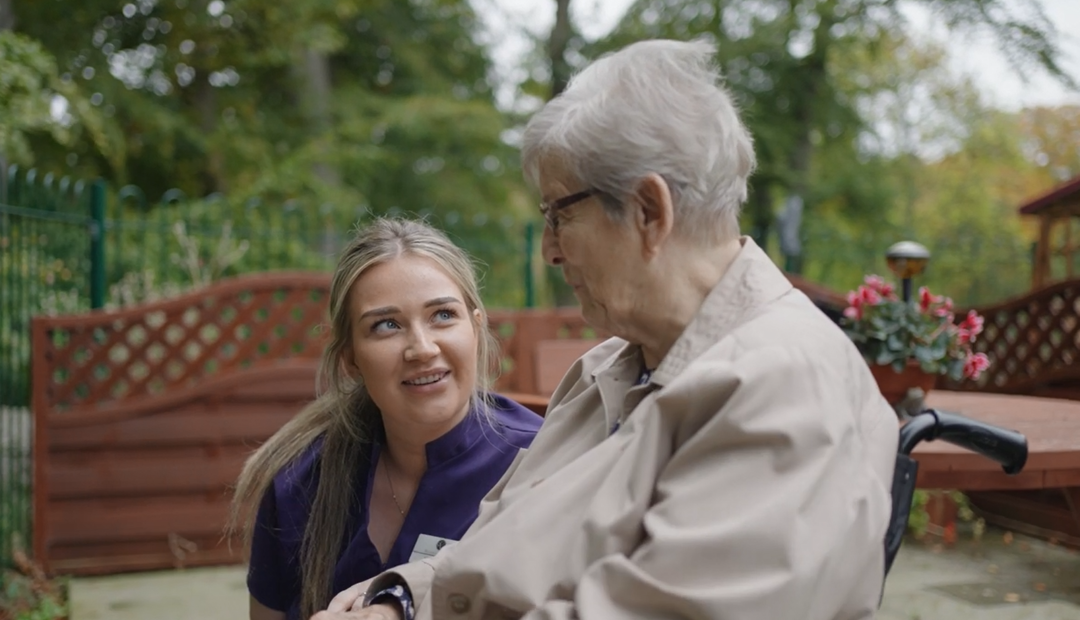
[228, 218, 542, 620]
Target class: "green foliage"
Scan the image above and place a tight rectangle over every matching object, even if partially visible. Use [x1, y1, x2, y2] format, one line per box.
[0, 31, 67, 164]
[0, 31, 120, 170]
[583, 0, 1073, 307]
[0, 551, 68, 620]
[907, 490, 976, 538]
[0, 31, 123, 171]
[12, 0, 530, 227]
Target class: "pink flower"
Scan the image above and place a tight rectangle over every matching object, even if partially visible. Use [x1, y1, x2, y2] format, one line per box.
[863, 275, 896, 299]
[858, 285, 882, 305]
[844, 291, 864, 320]
[960, 310, 984, 339]
[918, 286, 942, 313]
[963, 352, 990, 380]
[932, 297, 953, 318]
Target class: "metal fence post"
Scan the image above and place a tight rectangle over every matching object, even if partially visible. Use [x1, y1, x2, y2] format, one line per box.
[90, 179, 106, 309]
[524, 221, 535, 308]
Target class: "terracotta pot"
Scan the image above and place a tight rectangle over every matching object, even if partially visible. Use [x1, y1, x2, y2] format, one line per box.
[869, 361, 938, 405]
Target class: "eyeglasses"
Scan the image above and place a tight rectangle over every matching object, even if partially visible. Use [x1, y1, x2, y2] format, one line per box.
[539, 189, 595, 233]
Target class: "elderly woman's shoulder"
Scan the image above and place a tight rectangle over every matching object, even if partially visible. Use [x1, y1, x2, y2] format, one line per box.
[735, 289, 855, 354]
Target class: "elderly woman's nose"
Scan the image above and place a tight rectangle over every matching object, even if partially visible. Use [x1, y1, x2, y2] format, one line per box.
[541, 225, 563, 266]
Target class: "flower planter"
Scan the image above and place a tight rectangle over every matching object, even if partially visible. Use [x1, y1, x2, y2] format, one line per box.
[870, 361, 937, 405]
[843, 275, 990, 398]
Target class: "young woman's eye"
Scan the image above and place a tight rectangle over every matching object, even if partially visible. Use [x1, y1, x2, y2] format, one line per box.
[371, 319, 400, 333]
[434, 308, 458, 322]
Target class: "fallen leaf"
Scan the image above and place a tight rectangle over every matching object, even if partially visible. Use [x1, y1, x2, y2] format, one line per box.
[943, 523, 958, 545]
[1004, 593, 1020, 603]
[1003, 531, 1014, 545]
[987, 564, 1000, 574]
[1033, 583, 1047, 592]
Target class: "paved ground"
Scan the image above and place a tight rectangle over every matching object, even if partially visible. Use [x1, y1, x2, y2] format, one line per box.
[68, 564, 248, 620]
[879, 528, 1080, 620]
[69, 527, 1079, 619]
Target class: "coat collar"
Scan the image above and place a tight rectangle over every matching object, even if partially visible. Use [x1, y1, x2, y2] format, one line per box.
[591, 237, 793, 388]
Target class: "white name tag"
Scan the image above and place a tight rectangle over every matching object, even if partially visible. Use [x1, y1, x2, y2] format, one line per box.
[408, 533, 456, 563]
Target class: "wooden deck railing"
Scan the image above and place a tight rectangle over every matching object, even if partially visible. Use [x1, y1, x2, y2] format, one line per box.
[943, 278, 1080, 399]
[31, 273, 330, 574]
[29, 271, 1080, 574]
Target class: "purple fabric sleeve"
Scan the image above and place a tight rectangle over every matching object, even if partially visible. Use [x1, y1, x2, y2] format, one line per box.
[247, 485, 297, 612]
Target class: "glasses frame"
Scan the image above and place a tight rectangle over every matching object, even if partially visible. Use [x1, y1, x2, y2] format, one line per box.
[539, 189, 595, 233]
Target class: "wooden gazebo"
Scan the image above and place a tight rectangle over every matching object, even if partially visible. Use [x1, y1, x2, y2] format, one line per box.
[1021, 174, 1080, 289]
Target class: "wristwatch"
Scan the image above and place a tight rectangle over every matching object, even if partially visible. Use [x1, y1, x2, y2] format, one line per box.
[366, 584, 415, 620]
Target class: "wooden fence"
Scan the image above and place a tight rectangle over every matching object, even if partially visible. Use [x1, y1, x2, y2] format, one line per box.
[943, 278, 1080, 399]
[28, 273, 602, 574]
[31, 273, 328, 574]
[31, 270, 1078, 575]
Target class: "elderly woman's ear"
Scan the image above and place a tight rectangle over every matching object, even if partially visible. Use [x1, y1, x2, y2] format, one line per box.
[632, 173, 676, 258]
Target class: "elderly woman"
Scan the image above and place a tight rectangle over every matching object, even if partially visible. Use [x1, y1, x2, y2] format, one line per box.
[318, 39, 897, 620]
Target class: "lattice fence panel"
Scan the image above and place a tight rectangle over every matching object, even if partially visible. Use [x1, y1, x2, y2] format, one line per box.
[489, 309, 606, 394]
[35, 274, 331, 413]
[944, 279, 1080, 394]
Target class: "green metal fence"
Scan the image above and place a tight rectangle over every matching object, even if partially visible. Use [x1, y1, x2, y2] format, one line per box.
[0, 166, 539, 567]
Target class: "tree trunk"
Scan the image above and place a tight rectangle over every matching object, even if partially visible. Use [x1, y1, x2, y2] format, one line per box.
[0, 0, 14, 31]
[193, 76, 226, 194]
[292, 48, 339, 187]
[781, 0, 836, 273]
[548, 0, 573, 98]
[544, 0, 579, 306]
[747, 181, 773, 250]
[0, 0, 14, 179]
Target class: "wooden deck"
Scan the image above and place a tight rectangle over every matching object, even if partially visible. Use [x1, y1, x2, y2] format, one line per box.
[510, 388, 1080, 491]
[919, 391, 1080, 546]
[507, 386, 1080, 545]
[917, 391, 1080, 491]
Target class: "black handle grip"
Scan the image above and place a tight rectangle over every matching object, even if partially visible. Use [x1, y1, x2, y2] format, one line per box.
[898, 409, 1028, 475]
[932, 410, 1028, 475]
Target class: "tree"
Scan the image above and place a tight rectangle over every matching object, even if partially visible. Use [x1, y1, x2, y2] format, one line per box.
[12, 0, 529, 223]
[0, 31, 122, 172]
[588, 0, 1073, 270]
[548, 0, 574, 98]
[1017, 104, 1080, 184]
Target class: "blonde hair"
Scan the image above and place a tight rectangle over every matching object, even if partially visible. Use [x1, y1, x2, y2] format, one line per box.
[228, 218, 500, 619]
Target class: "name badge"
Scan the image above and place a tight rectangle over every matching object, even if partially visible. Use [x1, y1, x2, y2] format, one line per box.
[408, 533, 456, 563]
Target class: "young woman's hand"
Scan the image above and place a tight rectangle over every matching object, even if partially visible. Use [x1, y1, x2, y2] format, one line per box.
[310, 603, 402, 620]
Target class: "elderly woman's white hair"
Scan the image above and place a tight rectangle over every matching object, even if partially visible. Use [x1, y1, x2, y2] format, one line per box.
[522, 38, 756, 244]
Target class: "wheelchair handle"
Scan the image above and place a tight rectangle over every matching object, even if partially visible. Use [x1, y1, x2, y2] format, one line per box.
[898, 408, 1028, 475]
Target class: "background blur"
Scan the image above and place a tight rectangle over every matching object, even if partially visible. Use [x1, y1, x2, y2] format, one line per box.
[3, 2, 1080, 617]
[2, 0, 1079, 311]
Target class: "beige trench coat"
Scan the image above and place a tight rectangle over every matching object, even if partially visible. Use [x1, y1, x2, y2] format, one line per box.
[366, 238, 898, 620]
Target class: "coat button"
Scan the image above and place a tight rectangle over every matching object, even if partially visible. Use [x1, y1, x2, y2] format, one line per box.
[448, 593, 471, 614]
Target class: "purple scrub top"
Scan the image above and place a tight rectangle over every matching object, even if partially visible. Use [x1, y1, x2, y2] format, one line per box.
[247, 393, 542, 619]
